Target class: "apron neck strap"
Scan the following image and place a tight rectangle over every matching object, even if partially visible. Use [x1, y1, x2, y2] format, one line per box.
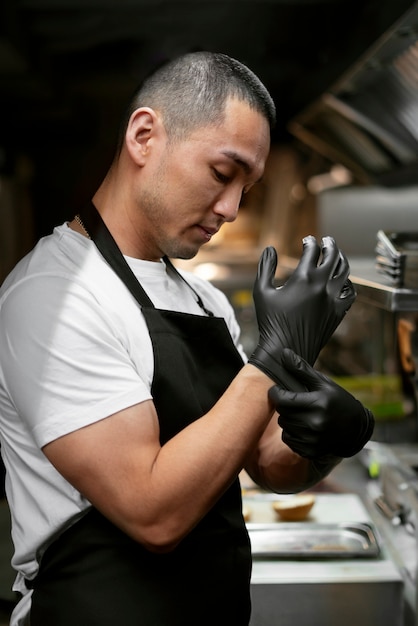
[78, 202, 214, 316]
[78, 201, 155, 309]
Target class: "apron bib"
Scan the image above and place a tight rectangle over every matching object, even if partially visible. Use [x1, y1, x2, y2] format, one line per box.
[30, 204, 252, 625]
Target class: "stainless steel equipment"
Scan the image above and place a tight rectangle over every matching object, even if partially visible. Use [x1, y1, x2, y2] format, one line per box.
[248, 521, 380, 559]
[247, 492, 403, 626]
[368, 443, 418, 626]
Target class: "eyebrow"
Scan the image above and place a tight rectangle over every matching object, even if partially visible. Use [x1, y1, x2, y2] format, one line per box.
[220, 150, 263, 183]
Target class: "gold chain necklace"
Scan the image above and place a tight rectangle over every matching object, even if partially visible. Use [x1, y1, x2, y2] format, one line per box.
[74, 214, 91, 239]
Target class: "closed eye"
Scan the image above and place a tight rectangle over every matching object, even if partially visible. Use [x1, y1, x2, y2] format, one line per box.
[213, 169, 231, 184]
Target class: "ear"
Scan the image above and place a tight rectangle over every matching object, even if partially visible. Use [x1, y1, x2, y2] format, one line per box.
[125, 107, 161, 166]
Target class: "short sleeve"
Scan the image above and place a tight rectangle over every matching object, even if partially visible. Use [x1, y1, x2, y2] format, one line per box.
[0, 274, 151, 447]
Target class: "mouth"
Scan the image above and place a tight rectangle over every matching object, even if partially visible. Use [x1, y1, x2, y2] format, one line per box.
[197, 224, 219, 242]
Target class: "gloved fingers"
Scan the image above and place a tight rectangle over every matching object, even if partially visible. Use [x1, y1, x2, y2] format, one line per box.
[334, 278, 356, 317]
[340, 278, 356, 301]
[328, 249, 355, 298]
[321, 246, 356, 307]
[317, 239, 354, 310]
[254, 246, 278, 294]
[277, 411, 311, 431]
[280, 429, 324, 459]
[279, 348, 323, 391]
[268, 383, 311, 409]
[279, 410, 335, 459]
[317, 236, 341, 280]
[329, 248, 350, 285]
[292, 235, 321, 279]
[268, 351, 333, 409]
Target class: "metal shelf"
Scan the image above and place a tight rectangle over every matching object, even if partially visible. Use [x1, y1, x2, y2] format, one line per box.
[350, 258, 418, 312]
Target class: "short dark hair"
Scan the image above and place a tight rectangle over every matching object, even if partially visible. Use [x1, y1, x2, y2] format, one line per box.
[118, 51, 276, 148]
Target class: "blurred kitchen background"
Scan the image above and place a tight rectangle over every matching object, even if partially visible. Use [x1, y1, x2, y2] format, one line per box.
[3, 1, 418, 624]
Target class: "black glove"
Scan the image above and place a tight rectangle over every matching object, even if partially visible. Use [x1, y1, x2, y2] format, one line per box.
[249, 236, 356, 389]
[268, 349, 375, 459]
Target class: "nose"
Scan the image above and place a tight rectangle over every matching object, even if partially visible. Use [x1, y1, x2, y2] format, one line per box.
[213, 188, 242, 223]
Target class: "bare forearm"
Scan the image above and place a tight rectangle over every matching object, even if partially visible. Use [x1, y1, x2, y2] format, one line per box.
[136, 365, 275, 545]
[46, 364, 276, 551]
[245, 416, 342, 494]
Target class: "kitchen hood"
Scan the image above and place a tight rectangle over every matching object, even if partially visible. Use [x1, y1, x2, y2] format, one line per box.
[289, 1, 418, 186]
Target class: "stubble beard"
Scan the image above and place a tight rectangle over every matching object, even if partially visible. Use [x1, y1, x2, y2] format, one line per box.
[138, 187, 201, 261]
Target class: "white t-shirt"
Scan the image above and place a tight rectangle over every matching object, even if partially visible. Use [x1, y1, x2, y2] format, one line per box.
[0, 223, 245, 622]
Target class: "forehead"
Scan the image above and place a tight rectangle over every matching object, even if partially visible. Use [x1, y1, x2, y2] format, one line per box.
[188, 98, 271, 176]
[223, 99, 270, 175]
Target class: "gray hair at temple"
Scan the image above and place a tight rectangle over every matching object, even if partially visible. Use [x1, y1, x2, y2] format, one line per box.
[117, 51, 276, 149]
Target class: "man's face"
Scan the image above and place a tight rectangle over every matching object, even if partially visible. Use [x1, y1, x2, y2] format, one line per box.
[136, 97, 271, 261]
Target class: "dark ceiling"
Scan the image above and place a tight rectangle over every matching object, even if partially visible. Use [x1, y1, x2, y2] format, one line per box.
[0, 0, 415, 234]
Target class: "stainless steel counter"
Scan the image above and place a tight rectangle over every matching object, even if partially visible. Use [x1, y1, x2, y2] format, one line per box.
[358, 443, 418, 626]
[314, 448, 418, 625]
[246, 490, 404, 626]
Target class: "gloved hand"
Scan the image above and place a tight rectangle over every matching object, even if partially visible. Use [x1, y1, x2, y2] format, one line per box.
[268, 348, 375, 459]
[249, 236, 356, 389]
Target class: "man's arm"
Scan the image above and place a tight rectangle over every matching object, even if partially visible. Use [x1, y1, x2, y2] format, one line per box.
[244, 413, 341, 494]
[245, 349, 374, 493]
[43, 363, 276, 553]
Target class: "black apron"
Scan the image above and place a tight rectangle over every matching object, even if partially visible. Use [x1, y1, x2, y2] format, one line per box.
[30, 204, 252, 625]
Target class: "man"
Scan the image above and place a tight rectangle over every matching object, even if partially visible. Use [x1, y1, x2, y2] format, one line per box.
[0, 52, 373, 625]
